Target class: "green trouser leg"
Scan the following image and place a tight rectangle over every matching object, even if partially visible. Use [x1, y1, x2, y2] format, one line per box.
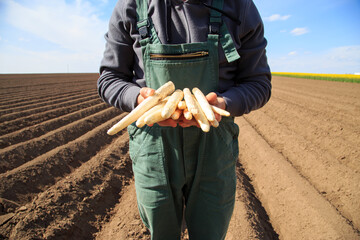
[128, 124, 184, 239]
[128, 118, 239, 240]
[182, 121, 239, 240]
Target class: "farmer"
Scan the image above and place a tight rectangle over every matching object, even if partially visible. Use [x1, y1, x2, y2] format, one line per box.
[97, 0, 271, 239]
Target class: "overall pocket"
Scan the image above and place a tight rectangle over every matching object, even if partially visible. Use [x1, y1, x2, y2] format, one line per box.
[145, 49, 218, 94]
[150, 51, 209, 60]
[216, 119, 240, 160]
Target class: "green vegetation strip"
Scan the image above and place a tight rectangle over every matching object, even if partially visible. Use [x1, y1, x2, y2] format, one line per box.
[272, 72, 360, 83]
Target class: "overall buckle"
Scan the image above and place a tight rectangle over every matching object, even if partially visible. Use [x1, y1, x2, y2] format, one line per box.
[138, 19, 150, 39]
[209, 22, 221, 34]
[209, 16, 222, 35]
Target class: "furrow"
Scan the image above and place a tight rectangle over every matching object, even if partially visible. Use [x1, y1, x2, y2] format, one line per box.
[225, 161, 279, 240]
[272, 77, 360, 104]
[0, 102, 109, 148]
[264, 96, 360, 170]
[0, 73, 96, 90]
[0, 87, 95, 105]
[0, 113, 126, 205]
[0, 98, 102, 136]
[0, 107, 121, 173]
[3, 132, 132, 240]
[0, 94, 100, 123]
[274, 86, 360, 108]
[244, 109, 360, 231]
[273, 88, 360, 123]
[0, 82, 94, 98]
[0, 91, 54, 104]
[94, 182, 149, 240]
[0, 89, 95, 113]
[235, 116, 359, 239]
[0, 73, 97, 86]
[0, 82, 96, 96]
[0, 84, 95, 103]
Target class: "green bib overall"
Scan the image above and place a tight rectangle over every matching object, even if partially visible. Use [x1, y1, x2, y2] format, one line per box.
[128, 1, 240, 239]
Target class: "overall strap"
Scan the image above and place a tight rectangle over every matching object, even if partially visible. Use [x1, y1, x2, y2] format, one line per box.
[209, 0, 240, 63]
[135, 0, 161, 46]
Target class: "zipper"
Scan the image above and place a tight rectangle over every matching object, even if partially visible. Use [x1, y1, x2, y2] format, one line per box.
[150, 51, 209, 60]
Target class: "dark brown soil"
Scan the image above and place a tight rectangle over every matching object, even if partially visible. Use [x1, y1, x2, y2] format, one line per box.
[0, 74, 359, 240]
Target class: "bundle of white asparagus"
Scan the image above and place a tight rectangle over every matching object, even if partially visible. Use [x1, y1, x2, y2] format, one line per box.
[107, 81, 230, 135]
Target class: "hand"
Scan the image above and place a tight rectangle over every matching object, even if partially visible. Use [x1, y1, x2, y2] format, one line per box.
[137, 87, 155, 106]
[205, 92, 226, 122]
[178, 115, 199, 128]
[137, 89, 226, 128]
[178, 92, 226, 128]
[137, 87, 177, 128]
[154, 118, 178, 128]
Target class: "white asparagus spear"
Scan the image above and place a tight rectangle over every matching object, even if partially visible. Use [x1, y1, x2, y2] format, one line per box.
[107, 81, 175, 135]
[210, 119, 219, 128]
[171, 109, 182, 120]
[161, 89, 184, 119]
[136, 101, 167, 128]
[177, 100, 187, 110]
[192, 87, 216, 122]
[211, 105, 230, 117]
[144, 105, 168, 125]
[183, 88, 199, 115]
[192, 95, 210, 132]
[183, 108, 193, 120]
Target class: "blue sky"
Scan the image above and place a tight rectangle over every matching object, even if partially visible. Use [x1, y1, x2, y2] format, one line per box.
[0, 0, 359, 74]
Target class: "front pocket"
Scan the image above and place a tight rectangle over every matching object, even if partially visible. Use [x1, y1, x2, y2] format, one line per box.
[150, 51, 209, 60]
[146, 54, 217, 93]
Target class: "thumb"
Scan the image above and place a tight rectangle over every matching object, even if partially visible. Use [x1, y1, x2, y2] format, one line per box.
[206, 92, 226, 110]
[205, 92, 218, 105]
[140, 87, 155, 98]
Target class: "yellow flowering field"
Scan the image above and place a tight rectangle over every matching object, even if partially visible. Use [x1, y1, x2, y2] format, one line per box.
[272, 72, 360, 83]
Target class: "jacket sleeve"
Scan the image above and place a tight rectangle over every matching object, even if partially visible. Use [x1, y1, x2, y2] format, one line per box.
[97, 1, 141, 113]
[219, 0, 272, 117]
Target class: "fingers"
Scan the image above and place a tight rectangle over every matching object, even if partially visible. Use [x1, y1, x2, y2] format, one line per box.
[178, 115, 200, 128]
[137, 89, 227, 130]
[214, 112, 221, 122]
[205, 92, 226, 122]
[137, 87, 155, 105]
[206, 92, 226, 110]
[140, 87, 155, 98]
[205, 92, 218, 105]
[156, 118, 178, 128]
[153, 117, 199, 128]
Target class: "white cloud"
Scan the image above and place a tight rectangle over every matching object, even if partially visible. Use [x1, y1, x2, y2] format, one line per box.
[290, 27, 309, 36]
[269, 45, 360, 74]
[0, 45, 101, 73]
[19, 37, 30, 42]
[4, 0, 107, 53]
[1, 0, 109, 73]
[264, 14, 291, 22]
[288, 51, 297, 56]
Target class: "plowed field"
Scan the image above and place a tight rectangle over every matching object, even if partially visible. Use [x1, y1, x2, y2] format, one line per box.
[0, 74, 359, 240]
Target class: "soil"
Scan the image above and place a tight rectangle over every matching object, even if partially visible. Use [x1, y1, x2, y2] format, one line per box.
[0, 74, 359, 239]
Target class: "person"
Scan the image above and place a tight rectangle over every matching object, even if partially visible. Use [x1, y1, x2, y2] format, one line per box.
[97, 0, 271, 239]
